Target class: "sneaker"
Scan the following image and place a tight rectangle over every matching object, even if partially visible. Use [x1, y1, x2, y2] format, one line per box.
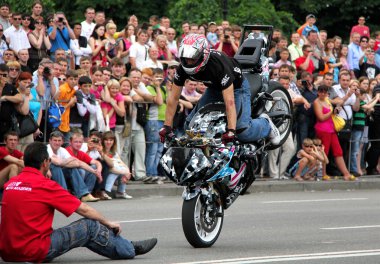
[144, 176, 159, 184]
[93, 190, 112, 200]
[259, 113, 281, 145]
[115, 192, 133, 199]
[131, 238, 158, 255]
[81, 194, 100, 202]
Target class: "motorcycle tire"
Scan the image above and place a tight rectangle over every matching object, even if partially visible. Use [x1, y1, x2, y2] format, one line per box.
[182, 193, 224, 248]
[265, 83, 293, 150]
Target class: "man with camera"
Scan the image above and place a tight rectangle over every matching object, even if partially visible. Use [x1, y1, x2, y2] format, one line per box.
[32, 58, 59, 140]
[48, 12, 75, 61]
[215, 27, 238, 58]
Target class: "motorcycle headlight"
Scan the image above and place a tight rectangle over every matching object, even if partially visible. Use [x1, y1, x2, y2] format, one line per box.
[160, 147, 211, 185]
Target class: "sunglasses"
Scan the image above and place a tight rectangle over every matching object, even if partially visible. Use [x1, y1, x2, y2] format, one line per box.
[23, 18, 31, 21]
[58, 77, 66, 81]
[13, 17, 22, 21]
[314, 144, 321, 147]
[304, 144, 314, 148]
[0, 73, 8, 77]
[361, 40, 368, 43]
[35, 21, 43, 25]
[9, 68, 20, 72]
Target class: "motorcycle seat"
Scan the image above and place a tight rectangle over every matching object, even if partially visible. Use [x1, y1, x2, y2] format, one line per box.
[234, 38, 264, 69]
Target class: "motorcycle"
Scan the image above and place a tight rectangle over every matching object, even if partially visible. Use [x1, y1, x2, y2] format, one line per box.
[160, 25, 293, 248]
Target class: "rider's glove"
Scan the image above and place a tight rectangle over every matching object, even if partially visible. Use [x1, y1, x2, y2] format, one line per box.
[222, 129, 236, 145]
[159, 125, 175, 143]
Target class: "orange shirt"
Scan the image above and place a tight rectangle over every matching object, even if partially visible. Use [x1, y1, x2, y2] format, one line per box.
[57, 83, 76, 132]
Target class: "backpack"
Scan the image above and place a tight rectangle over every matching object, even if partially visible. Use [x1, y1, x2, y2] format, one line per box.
[48, 102, 65, 128]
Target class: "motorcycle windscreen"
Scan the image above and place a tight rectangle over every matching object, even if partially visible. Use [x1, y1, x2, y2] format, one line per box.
[160, 147, 211, 185]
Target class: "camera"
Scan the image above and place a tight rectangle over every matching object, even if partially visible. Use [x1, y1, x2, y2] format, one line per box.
[43, 67, 51, 78]
[91, 138, 99, 143]
[301, 80, 308, 87]
[224, 35, 230, 40]
[58, 17, 64, 22]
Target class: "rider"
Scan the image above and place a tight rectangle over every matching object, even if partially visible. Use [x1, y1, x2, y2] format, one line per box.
[159, 34, 280, 145]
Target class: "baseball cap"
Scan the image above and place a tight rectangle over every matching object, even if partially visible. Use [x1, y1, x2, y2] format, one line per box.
[208, 21, 216, 26]
[306, 14, 316, 20]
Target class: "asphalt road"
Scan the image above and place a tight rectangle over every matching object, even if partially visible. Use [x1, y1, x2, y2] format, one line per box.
[12, 190, 380, 263]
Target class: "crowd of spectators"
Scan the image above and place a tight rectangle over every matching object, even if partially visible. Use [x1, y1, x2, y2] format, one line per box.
[1, 1, 380, 200]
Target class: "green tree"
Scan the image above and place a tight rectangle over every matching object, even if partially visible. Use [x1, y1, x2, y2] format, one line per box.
[7, 0, 55, 16]
[168, 0, 297, 36]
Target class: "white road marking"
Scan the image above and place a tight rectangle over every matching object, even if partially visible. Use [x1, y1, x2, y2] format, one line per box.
[321, 225, 380, 230]
[262, 198, 368, 204]
[173, 249, 380, 264]
[118, 217, 180, 223]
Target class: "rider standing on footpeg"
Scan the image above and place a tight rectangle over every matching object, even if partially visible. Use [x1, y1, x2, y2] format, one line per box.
[159, 34, 280, 145]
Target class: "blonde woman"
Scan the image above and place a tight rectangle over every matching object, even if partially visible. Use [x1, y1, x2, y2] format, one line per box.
[105, 22, 119, 61]
[155, 34, 172, 61]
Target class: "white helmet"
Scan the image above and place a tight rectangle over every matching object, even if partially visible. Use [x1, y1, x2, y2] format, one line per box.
[178, 34, 210, 75]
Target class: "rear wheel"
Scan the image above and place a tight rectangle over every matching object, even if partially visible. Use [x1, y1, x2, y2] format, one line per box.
[265, 84, 293, 150]
[182, 192, 224, 247]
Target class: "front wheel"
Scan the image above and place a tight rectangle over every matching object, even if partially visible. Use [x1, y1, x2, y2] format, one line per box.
[265, 83, 293, 150]
[182, 193, 224, 247]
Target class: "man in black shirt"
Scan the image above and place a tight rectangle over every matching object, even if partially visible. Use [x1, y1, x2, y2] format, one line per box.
[160, 34, 280, 145]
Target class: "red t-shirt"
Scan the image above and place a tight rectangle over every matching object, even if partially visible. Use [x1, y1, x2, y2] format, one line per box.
[0, 167, 81, 262]
[214, 41, 236, 58]
[0, 146, 23, 171]
[295, 56, 315, 74]
[351, 25, 370, 38]
[66, 146, 92, 164]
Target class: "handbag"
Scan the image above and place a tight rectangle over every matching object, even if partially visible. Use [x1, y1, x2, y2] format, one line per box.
[18, 112, 39, 138]
[332, 114, 346, 132]
[110, 154, 129, 175]
[136, 103, 148, 127]
[10, 112, 21, 135]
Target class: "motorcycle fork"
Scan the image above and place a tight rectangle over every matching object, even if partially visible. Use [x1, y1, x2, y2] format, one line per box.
[202, 183, 223, 218]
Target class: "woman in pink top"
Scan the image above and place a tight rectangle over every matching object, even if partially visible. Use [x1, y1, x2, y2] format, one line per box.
[101, 79, 126, 131]
[314, 85, 355, 181]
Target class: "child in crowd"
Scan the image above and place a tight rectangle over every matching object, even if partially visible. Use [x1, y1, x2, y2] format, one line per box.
[312, 138, 330, 180]
[274, 48, 291, 68]
[288, 138, 322, 181]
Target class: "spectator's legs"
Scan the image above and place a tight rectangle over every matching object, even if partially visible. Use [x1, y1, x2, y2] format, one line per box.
[45, 218, 135, 262]
[104, 173, 118, 192]
[50, 164, 68, 189]
[131, 129, 146, 180]
[144, 120, 161, 177]
[268, 148, 280, 178]
[63, 168, 90, 198]
[79, 167, 97, 193]
[0, 164, 19, 189]
[350, 130, 363, 174]
[296, 114, 309, 150]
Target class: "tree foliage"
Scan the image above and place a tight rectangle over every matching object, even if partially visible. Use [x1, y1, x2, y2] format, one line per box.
[167, 0, 298, 36]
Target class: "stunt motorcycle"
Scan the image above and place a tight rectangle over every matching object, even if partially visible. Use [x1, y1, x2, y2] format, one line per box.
[160, 25, 293, 247]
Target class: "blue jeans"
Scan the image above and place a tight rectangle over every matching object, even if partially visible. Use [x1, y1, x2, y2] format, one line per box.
[186, 78, 270, 142]
[350, 129, 363, 173]
[144, 120, 164, 176]
[45, 218, 135, 261]
[50, 164, 68, 189]
[105, 173, 126, 193]
[62, 167, 94, 198]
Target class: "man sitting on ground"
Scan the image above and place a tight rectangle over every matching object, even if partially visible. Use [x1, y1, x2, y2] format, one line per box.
[0, 141, 157, 262]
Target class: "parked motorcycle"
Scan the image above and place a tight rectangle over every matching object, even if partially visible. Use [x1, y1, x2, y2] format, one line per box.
[160, 25, 293, 248]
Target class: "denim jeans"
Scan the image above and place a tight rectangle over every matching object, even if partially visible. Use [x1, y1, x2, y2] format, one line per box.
[144, 120, 164, 176]
[296, 113, 315, 151]
[62, 167, 93, 198]
[350, 129, 363, 173]
[50, 164, 68, 189]
[78, 168, 97, 193]
[185, 78, 270, 142]
[45, 218, 135, 261]
[105, 173, 126, 193]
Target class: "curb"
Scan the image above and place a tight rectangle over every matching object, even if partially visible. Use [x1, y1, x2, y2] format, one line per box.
[125, 176, 380, 198]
